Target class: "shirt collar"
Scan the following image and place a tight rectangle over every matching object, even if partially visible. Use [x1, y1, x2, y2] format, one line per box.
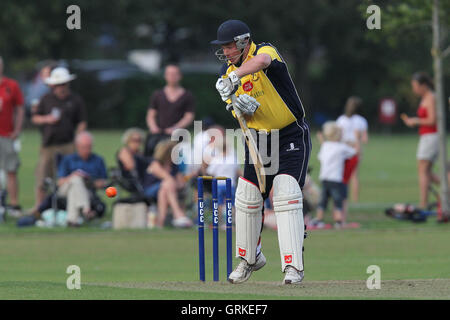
[246, 41, 257, 59]
[74, 153, 93, 162]
[51, 90, 72, 101]
[228, 41, 257, 68]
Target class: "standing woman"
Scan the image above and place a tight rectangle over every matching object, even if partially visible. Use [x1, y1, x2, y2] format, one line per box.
[145, 64, 195, 156]
[401, 72, 439, 209]
[336, 96, 369, 204]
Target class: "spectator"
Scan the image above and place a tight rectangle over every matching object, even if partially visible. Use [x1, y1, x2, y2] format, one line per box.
[185, 116, 216, 177]
[31, 67, 87, 210]
[25, 61, 56, 117]
[118, 135, 192, 228]
[0, 56, 25, 217]
[117, 127, 151, 193]
[401, 72, 439, 209]
[145, 64, 195, 156]
[57, 131, 107, 226]
[203, 125, 242, 229]
[336, 96, 369, 203]
[311, 121, 356, 229]
[153, 140, 193, 228]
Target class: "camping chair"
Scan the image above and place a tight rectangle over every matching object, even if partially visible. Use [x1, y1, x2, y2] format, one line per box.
[43, 153, 106, 220]
[108, 158, 156, 207]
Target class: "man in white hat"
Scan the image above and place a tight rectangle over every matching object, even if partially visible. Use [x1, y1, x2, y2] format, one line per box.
[31, 66, 87, 209]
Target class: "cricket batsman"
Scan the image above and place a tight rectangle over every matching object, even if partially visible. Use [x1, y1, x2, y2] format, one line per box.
[211, 20, 312, 284]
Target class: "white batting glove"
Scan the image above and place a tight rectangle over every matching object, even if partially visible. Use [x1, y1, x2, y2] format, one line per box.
[215, 71, 241, 101]
[216, 78, 230, 102]
[234, 94, 260, 115]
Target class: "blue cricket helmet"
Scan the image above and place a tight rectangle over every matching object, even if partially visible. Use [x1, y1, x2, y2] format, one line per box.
[211, 20, 251, 62]
[210, 20, 251, 45]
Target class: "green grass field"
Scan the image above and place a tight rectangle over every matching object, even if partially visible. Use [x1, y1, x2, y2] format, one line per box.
[0, 129, 449, 299]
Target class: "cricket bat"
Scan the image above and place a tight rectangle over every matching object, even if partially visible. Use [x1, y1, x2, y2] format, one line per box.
[230, 95, 266, 194]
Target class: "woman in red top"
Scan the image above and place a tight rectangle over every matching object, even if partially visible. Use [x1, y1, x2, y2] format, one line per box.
[401, 72, 439, 209]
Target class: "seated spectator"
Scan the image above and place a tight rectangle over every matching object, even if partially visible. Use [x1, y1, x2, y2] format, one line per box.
[185, 116, 216, 177]
[116, 128, 149, 193]
[202, 125, 242, 228]
[57, 131, 107, 226]
[117, 133, 192, 228]
[311, 121, 356, 229]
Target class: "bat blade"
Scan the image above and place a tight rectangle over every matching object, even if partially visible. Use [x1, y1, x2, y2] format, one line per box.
[231, 95, 266, 194]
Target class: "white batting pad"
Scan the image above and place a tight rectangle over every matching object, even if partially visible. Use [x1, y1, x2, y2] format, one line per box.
[273, 174, 305, 272]
[234, 177, 263, 264]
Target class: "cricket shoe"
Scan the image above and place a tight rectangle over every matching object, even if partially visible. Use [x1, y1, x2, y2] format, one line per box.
[283, 266, 304, 285]
[228, 251, 266, 284]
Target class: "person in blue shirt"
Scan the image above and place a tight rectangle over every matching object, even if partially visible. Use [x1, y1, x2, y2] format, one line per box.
[57, 131, 107, 226]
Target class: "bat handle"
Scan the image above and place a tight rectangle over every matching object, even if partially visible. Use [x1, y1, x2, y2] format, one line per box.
[230, 95, 244, 118]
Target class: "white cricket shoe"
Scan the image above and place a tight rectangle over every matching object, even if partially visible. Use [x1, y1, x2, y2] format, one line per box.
[283, 266, 304, 284]
[228, 252, 266, 284]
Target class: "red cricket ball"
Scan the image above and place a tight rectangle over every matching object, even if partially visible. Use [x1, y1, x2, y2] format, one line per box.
[105, 186, 117, 198]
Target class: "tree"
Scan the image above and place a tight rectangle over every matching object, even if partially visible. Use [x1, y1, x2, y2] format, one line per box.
[361, 0, 450, 219]
[1, 0, 443, 131]
[431, 0, 450, 220]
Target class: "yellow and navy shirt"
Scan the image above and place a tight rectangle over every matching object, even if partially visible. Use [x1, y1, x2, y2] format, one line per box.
[220, 41, 305, 131]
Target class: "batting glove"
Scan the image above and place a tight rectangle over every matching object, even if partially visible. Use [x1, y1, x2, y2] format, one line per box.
[234, 94, 260, 115]
[216, 71, 241, 101]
